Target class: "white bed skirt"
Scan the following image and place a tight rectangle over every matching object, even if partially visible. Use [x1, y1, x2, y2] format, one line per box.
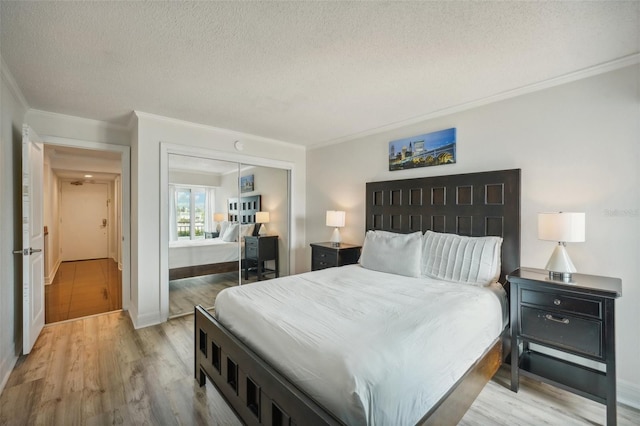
[169, 238, 243, 269]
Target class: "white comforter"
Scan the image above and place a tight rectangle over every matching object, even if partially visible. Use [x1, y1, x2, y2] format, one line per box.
[169, 238, 242, 269]
[214, 264, 506, 426]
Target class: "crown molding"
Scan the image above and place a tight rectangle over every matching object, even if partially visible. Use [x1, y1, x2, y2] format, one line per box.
[309, 53, 640, 151]
[134, 111, 305, 151]
[27, 109, 131, 133]
[0, 56, 29, 111]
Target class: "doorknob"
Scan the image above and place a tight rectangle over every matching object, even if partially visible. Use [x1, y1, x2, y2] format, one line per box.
[13, 248, 41, 255]
[102, 218, 107, 228]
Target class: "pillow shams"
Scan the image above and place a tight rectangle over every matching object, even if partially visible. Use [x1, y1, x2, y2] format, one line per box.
[359, 231, 423, 278]
[240, 223, 255, 238]
[421, 231, 502, 286]
[221, 223, 239, 242]
[218, 221, 230, 238]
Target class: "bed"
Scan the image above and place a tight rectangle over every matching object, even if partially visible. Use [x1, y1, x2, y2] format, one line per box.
[194, 169, 521, 425]
[169, 195, 261, 280]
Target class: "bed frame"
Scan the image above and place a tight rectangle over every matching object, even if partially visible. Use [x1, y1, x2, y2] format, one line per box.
[169, 195, 262, 280]
[195, 169, 521, 425]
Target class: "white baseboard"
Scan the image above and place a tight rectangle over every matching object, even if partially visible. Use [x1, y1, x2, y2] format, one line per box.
[0, 354, 18, 396]
[128, 305, 162, 329]
[619, 379, 640, 410]
[44, 258, 61, 285]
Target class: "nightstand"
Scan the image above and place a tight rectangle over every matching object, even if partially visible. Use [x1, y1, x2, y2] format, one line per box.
[310, 242, 361, 271]
[244, 235, 279, 281]
[508, 267, 622, 425]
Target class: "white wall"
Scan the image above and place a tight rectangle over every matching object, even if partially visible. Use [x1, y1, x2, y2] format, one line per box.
[132, 112, 306, 327]
[305, 64, 640, 407]
[108, 180, 116, 261]
[43, 155, 61, 284]
[0, 62, 28, 394]
[216, 168, 239, 214]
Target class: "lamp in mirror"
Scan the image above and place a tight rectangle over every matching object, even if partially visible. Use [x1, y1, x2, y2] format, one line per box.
[538, 212, 585, 281]
[326, 210, 346, 247]
[213, 213, 226, 232]
[256, 211, 270, 236]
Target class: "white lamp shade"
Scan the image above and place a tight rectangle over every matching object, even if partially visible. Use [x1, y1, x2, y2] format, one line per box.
[326, 210, 346, 228]
[538, 212, 585, 242]
[256, 211, 270, 224]
[214, 213, 226, 222]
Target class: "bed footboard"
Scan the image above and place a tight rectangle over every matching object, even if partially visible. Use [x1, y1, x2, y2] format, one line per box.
[195, 304, 504, 426]
[418, 335, 503, 425]
[194, 305, 343, 426]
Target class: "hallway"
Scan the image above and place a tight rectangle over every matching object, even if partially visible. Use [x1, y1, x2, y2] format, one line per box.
[45, 259, 122, 324]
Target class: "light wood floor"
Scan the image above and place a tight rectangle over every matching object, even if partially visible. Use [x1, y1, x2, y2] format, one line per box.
[45, 259, 122, 324]
[169, 272, 259, 317]
[1, 311, 638, 425]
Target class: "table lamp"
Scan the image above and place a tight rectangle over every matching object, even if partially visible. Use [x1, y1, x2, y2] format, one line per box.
[256, 211, 270, 236]
[538, 212, 585, 281]
[326, 210, 346, 247]
[214, 213, 226, 232]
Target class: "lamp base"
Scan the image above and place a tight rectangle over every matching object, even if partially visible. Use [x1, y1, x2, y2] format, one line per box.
[330, 227, 341, 247]
[548, 271, 574, 282]
[545, 242, 577, 282]
[258, 224, 267, 236]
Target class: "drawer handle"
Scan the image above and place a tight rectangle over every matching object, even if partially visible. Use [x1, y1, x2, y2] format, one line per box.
[545, 314, 570, 325]
[554, 299, 561, 306]
[320, 253, 326, 258]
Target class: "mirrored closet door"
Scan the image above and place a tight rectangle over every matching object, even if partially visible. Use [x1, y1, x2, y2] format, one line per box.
[167, 154, 290, 317]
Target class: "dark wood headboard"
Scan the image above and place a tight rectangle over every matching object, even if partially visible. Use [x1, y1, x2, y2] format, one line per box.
[365, 169, 521, 282]
[228, 194, 261, 224]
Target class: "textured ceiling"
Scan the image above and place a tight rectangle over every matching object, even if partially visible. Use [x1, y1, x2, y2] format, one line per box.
[1, 1, 638, 147]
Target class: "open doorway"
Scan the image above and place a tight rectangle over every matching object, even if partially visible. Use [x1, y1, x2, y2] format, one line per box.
[42, 143, 126, 323]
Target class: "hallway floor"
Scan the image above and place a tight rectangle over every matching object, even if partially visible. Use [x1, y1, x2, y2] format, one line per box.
[45, 259, 122, 324]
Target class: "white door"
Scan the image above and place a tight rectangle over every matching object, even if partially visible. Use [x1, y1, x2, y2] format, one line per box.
[21, 125, 45, 355]
[60, 182, 109, 260]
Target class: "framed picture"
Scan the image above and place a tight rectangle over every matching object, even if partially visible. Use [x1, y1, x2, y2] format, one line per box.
[240, 174, 254, 193]
[389, 128, 456, 171]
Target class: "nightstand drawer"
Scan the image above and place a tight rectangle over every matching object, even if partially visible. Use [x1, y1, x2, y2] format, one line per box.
[312, 248, 338, 270]
[246, 246, 258, 259]
[246, 239, 258, 249]
[520, 306, 602, 358]
[312, 259, 336, 270]
[310, 242, 361, 271]
[522, 289, 602, 318]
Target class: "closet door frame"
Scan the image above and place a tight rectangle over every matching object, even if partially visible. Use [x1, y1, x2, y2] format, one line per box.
[159, 143, 294, 322]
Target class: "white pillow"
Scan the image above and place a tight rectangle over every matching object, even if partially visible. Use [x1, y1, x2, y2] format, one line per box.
[221, 223, 239, 242]
[421, 230, 502, 286]
[218, 221, 230, 238]
[359, 230, 423, 278]
[240, 223, 255, 239]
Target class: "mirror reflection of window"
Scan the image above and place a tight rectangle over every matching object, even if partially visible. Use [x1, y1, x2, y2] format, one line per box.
[172, 186, 211, 241]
